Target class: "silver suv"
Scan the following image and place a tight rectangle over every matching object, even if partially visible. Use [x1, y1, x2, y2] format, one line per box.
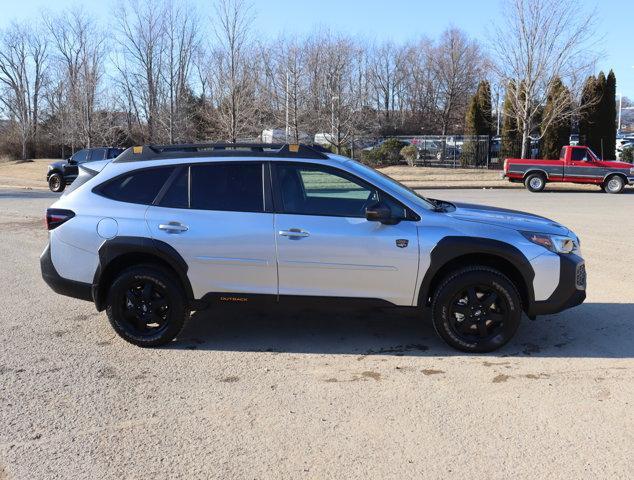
[40, 143, 586, 352]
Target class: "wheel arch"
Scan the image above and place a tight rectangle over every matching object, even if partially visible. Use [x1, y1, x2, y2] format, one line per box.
[417, 237, 534, 313]
[603, 172, 628, 183]
[93, 236, 195, 311]
[523, 169, 548, 180]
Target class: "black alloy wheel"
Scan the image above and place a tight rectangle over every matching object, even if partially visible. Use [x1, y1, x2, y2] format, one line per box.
[106, 265, 188, 347]
[431, 267, 522, 353]
[447, 285, 507, 343]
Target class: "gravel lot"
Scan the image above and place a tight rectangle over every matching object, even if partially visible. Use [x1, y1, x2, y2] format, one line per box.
[0, 187, 632, 480]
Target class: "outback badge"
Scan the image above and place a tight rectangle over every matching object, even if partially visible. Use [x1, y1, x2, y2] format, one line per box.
[396, 239, 408, 248]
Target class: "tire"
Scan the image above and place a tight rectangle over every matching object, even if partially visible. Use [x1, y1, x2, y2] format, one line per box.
[48, 173, 65, 193]
[431, 266, 522, 353]
[106, 265, 188, 347]
[603, 175, 625, 194]
[524, 173, 546, 192]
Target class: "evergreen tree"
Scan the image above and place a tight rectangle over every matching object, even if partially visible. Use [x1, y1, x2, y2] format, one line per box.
[604, 70, 617, 159]
[541, 77, 571, 159]
[579, 75, 598, 153]
[501, 81, 520, 158]
[463, 81, 493, 166]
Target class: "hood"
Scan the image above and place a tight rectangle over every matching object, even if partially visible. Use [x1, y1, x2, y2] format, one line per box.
[49, 160, 67, 169]
[598, 160, 633, 169]
[445, 202, 570, 236]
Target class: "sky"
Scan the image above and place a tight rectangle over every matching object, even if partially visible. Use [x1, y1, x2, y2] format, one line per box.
[1, 0, 633, 98]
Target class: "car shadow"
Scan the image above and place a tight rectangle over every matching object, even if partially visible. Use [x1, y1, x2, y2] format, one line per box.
[169, 302, 633, 358]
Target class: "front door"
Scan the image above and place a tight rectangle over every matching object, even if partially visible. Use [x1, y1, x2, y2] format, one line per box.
[272, 162, 419, 306]
[145, 162, 277, 298]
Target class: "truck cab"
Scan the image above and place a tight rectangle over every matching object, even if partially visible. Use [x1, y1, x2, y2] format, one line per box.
[503, 145, 634, 193]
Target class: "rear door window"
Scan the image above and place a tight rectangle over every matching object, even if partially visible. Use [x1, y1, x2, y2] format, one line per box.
[189, 163, 263, 212]
[97, 167, 174, 205]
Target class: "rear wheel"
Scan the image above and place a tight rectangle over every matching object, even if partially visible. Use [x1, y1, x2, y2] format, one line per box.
[431, 267, 522, 353]
[106, 265, 188, 347]
[48, 173, 65, 193]
[603, 175, 625, 194]
[524, 173, 546, 192]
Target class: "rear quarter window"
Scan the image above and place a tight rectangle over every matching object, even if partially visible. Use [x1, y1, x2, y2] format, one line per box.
[97, 167, 174, 205]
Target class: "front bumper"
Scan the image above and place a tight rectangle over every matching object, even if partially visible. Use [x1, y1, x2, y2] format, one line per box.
[628, 176, 634, 185]
[40, 243, 93, 302]
[528, 253, 586, 316]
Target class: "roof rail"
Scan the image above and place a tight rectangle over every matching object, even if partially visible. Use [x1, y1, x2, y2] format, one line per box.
[114, 143, 330, 162]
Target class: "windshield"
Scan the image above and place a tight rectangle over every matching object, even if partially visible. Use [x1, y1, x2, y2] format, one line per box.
[345, 159, 436, 210]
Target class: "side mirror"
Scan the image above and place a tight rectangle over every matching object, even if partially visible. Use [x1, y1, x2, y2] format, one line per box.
[68, 158, 77, 165]
[365, 203, 399, 225]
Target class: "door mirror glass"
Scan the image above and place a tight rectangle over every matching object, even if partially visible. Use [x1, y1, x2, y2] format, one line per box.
[365, 202, 398, 225]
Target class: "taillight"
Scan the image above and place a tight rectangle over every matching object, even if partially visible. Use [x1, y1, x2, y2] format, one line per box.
[45, 209, 75, 230]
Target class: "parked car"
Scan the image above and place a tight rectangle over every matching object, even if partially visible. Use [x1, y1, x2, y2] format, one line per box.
[503, 145, 634, 193]
[47, 147, 124, 192]
[41, 143, 586, 353]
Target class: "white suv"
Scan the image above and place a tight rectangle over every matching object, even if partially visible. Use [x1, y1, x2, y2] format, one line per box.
[41, 143, 586, 352]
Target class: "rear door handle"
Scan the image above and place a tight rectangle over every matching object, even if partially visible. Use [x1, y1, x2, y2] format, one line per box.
[158, 221, 189, 233]
[279, 228, 310, 238]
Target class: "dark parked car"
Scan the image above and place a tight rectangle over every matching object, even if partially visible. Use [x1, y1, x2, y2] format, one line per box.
[47, 147, 124, 192]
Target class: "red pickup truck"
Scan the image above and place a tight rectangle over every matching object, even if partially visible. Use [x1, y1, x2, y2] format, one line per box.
[503, 145, 634, 193]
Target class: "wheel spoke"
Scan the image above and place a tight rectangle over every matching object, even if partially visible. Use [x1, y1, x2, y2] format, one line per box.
[466, 287, 478, 305]
[453, 304, 469, 315]
[488, 312, 506, 325]
[142, 282, 153, 300]
[477, 321, 489, 338]
[481, 292, 498, 309]
[125, 291, 137, 310]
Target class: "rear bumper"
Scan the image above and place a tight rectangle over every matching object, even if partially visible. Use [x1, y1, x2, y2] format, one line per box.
[40, 243, 93, 302]
[528, 253, 586, 316]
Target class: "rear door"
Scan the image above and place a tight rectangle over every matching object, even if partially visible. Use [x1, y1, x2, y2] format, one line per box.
[145, 161, 278, 298]
[271, 162, 419, 306]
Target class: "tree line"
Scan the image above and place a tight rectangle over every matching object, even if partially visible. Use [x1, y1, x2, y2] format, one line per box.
[0, 0, 616, 161]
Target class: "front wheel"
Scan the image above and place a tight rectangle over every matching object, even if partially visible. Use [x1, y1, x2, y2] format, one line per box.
[524, 173, 546, 192]
[603, 175, 625, 194]
[106, 265, 188, 347]
[48, 173, 65, 192]
[431, 267, 522, 353]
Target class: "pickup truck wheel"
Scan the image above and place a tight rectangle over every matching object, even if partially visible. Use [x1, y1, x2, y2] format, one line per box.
[524, 173, 546, 192]
[603, 175, 625, 194]
[431, 267, 522, 353]
[106, 265, 188, 347]
[48, 173, 65, 192]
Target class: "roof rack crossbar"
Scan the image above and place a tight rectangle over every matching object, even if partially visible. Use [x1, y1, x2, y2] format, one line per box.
[115, 143, 330, 162]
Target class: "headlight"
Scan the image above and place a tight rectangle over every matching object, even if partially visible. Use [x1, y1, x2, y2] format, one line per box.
[48, 165, 53, 171]
[521, 231, 578, 254]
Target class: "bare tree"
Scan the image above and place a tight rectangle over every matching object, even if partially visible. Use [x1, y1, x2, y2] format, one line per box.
[44, 7, 106, 150]
[433, 28, 485, 135]
[163, 0, 201, 143]
[208, 0, 255, 142]
[0, 22, 47, 159]
[490, 0, 598, 158]
[114, 0, 167, 143]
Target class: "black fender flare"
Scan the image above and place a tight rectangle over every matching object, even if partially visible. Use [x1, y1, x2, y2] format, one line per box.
[93, 236, 194, 310]
[417, 236, 536, 310]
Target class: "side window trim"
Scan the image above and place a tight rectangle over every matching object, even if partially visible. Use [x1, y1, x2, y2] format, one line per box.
[271, 161, 417, 220]
[153, 166, 187, 207]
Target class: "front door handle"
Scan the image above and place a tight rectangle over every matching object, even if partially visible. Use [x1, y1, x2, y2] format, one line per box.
[158, 221, 189, 234]
[279, 228, 310, 238]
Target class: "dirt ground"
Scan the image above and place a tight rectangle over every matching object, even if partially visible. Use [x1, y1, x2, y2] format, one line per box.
[0, 187, 631, 479]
